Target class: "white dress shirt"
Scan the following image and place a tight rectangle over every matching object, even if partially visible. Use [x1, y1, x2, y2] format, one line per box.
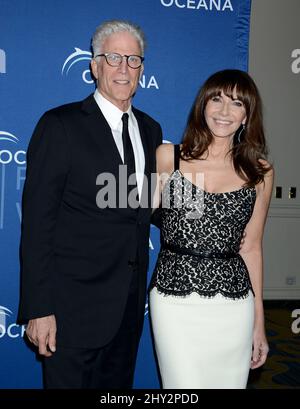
[94, 90, 145, 199]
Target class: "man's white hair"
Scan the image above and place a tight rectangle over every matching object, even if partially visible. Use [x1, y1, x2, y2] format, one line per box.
[92, 20, 146, 58]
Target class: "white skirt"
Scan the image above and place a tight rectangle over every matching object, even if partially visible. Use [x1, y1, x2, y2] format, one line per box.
[149, 287, 254, 389]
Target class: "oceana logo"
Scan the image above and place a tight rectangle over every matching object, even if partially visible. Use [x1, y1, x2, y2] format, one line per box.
[62, 47, 93, 84]
[0, 131, 18, 144]
[160, 0, 233, 11]
[0, 306, 26, 339]
[0, 132, 26, 165]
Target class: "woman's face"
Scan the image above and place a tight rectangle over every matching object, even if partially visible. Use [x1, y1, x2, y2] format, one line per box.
[204, 89, 247, 140]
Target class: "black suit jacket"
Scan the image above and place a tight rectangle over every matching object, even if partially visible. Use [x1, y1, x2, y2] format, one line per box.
[18, 94, 162, 348]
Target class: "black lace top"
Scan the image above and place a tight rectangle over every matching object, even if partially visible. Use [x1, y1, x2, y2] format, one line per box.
[150, 145, 256, 299]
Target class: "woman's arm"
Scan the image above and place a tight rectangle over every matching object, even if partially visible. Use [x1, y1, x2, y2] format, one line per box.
[239, 164, 274, 369]
[152, 143, 174, 211]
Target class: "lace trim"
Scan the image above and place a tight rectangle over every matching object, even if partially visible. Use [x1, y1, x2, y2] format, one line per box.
[150, 283, 254, 300]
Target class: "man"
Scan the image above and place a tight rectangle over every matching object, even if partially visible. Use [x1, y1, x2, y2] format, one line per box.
[18, 20, 162, 389]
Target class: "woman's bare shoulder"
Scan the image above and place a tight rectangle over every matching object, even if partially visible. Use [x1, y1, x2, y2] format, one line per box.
[156, 143, 175, 173]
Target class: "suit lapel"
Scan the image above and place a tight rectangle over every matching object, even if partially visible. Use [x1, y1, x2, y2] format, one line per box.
[81, 94, 123, 166]
[80, 96, 153, 209]
[81, 96, 152, 178]
[132, 107, 150, 178]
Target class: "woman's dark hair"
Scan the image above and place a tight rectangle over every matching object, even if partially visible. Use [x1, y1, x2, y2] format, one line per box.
[181, 69, 271, 186]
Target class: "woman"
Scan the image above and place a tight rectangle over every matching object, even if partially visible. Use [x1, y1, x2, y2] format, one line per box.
[149, 69, 273, 389]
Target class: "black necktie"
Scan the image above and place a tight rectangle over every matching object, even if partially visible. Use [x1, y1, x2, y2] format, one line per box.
[121, 113, 136, 175]
[121, 113, 138, 203]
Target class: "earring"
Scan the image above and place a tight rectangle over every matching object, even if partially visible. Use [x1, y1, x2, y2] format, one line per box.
[237, 124, 245, 143]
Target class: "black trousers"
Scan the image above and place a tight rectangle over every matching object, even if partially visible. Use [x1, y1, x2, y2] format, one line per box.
[43, 268, 142, 389]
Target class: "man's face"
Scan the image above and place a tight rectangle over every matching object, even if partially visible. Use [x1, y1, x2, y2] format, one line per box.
[91, 31, 143, 111]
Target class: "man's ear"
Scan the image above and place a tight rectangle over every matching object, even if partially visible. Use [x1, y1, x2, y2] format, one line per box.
[90, 59, 99, 80]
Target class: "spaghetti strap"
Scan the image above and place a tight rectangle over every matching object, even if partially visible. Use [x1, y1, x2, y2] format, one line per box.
[174, 144, 180, 172]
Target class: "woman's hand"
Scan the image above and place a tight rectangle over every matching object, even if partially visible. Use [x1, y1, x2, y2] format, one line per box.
[251, 325, 269, 369]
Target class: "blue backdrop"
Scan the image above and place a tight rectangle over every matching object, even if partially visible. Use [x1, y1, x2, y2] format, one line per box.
[0, 0, 251, 388]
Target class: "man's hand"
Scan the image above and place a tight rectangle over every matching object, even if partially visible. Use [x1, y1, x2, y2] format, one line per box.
[26, 315, 57, 357]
